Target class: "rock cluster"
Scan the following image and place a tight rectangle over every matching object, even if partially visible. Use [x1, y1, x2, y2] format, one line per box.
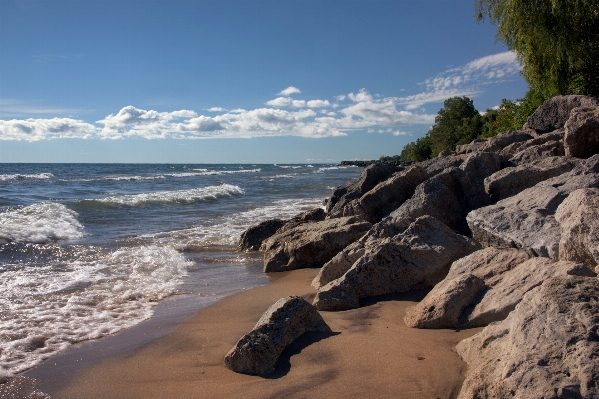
[233, 95, 599, 394]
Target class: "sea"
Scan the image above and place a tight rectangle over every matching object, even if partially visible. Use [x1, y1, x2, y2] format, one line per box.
[0, 163, 361, 376]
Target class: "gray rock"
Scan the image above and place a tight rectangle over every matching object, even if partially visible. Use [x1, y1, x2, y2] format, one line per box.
[437, 149, 454, 157]
[500, 130, 564, 156]
[238, 219, 287, 252]
[403, 273, 485, 329]
[325, 162, 401, 215]
[334, 166, 429, 222]
[556, 188, 599, 267]
[312, 216, 414, 289]
[313, 216, 480, 311]
[458, 152, 503, 210]
[484, 157, 578, 203]
[224, 296, 331, 374]
[455, 130, 533, 155]
[465, 257, 595, 327]
[507, 139, 565, 166]
[263, 216, 372, 273]
[467, 155, 599, 259]
[564, 106, 599, 158]
[418, 155, 464, 177]
[457, 276, 599, 399]
[523, 94, 599, 134]
[455, 139, 487, 155]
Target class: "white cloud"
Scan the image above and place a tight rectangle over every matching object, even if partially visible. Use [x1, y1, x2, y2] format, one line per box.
[207, 107, 226, 112]
[335, 95, 346, 101]
[306, 99, 331, 108]
[265, 97, 292, 107]
[0, 118, 97, 141]
[292, 100, 306, 108]
[278, 86, 301, 96]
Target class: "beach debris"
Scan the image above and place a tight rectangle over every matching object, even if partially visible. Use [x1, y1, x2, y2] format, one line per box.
[224, 296, 331, 375]
[456, 276, 599, 399]
[313, 216, 480, 311]
[262, 216, 371, 273]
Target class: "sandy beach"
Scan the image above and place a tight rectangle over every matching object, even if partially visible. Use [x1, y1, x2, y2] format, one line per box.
[30, 268, 480, 399]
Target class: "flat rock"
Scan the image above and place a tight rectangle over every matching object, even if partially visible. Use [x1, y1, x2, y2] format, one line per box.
[313, 216, 480, 311]
[225, 296, 331, 374]
[556, 188, 599, 267]
[417, 155, 464, 177]
[263, 216, 372, 273]
[238, 219, 287, 252]
[564, 106, 599, 158]
[455, 130, 533, 155]
[507, 140, 565, 165]
[457, 276, 599, 399]
[467, 155, 599, 259]
[336, 165, 429, 222]
[500, 130, 564, 156]
[523, 95, 599, 134]
[484, 156, 578, 203]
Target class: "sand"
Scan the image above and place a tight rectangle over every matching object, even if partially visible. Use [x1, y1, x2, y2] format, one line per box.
[31, 269, 480, 399]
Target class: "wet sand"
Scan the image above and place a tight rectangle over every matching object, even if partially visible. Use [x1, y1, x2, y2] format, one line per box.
[32, 269, 480, 399]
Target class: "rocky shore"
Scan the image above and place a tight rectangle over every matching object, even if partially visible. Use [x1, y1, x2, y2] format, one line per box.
[233, 95, 599, 398]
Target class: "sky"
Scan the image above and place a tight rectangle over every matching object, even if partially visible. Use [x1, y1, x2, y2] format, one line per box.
[0, 0, 528, 163]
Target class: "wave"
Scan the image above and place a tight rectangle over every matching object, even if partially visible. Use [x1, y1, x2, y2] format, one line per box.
[315, 166, 352, 173]
[89, 169, 261, 182]
[87, 184, 244, 206]
[0, 245, 190, 375]
[0, 203, 84, 244]
[0, 173, 54, 181]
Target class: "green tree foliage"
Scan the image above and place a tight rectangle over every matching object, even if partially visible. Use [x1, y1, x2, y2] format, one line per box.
[399, 135, 432, 162]
[428, 97, 480, 156]
[475, 0, 599, 97]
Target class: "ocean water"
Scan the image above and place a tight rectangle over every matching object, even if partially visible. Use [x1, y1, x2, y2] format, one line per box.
[0, 163, 360, 376]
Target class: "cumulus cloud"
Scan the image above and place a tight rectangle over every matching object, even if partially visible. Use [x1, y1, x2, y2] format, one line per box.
[278, 86, 301, 96]
[0, 118, 97, 141]
[207, 107, 226, 112]
[292, 100, 306, 108]
[306, 99, 331, 108]
[265, 97, 292, 107]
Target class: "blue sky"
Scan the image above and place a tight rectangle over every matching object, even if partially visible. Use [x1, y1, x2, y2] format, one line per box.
[0, 0, 528, 163]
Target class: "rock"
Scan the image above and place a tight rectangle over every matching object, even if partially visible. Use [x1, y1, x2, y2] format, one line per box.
[523, 94, 599, 134]
[455, 139, 487, 155]
[417, 155, 464, 177]
[403, 273, 485, 329]
[564, 106, 599, 158]
[455, 130, 533, 155]
[312, 216, 414, 289]
[437, 149, 454, 157]
[467, 155, 599, 259]
[238, 219, 287, 252]
[500, 130, 564, 156]
[391, 152, 501, 235]
[335, 166, 429, 222]
[263, 216, 372, 273]
[325, 162, 401, 215]
[484, 157, 578, 203]
[292, 207, 326, 222]
[224, 296, 331, 374]
[313, 216, 480, 311]
[465, 257, 595, 328]
[457, 276, 599, 399]
[556, 188, 599, 267]
[507, 139, 565, 166]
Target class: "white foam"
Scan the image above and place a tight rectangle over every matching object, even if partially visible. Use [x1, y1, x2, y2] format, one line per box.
[137, 198, 324, 249]
[0, 173, 54, 181]
[0, 245, 190, 375]
[315, 166, 351, 173]
[90, 184, 244, 206]
[102, 175, 166, 181]
[0, 203, 84, 244]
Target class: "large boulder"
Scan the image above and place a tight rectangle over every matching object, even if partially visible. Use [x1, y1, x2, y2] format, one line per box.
[457, 276, 599, 399]
[455, 130, 533, 155]
[224, 296, 331, 374]
[262, 216, 372, 273]
[313, 216, 480, 311]
[507, 140, 565, 166]
[417, 155, 464, 177]
[391, 152, 501, 235]
[335, 166, 429, 222]
[325, 162, 401, 215]
[238, 219, 287, 252]
[500, 130, 565, 156]
[523, 95, 599, 134]
[556, 188, 599, 270]
[467, 155, 599, 259]
[484, 156, 578, 203]
[564, 106, 599, 158]
[312, 216, 414, 289]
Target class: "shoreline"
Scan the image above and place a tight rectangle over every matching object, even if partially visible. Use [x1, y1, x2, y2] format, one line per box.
[31, 268, 481, 399]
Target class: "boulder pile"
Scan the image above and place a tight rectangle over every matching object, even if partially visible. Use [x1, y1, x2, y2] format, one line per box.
[232, 95, 599, 397]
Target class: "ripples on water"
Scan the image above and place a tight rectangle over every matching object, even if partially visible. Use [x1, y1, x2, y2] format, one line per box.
[0, 163, 360, 375]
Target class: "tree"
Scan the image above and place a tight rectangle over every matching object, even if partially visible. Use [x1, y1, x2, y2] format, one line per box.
[475, 0, 599, 97]
[428, 96, 481, 156]
[399, 135, 432, 162]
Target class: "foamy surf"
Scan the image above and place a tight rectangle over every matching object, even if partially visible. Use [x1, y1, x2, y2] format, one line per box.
[0, 245, 190, 375]
[0, 203, 84, 244]
[0, 173, 54, 181]
[88, 184, 244, 206]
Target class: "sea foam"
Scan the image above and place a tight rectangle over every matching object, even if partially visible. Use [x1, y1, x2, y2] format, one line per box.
[0, 203, 84, 244]
[0, 173, 54, 181]
[0, 245, 190, 375]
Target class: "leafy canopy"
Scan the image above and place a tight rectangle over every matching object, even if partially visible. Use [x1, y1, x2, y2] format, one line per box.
[475, 0, 599, 97]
